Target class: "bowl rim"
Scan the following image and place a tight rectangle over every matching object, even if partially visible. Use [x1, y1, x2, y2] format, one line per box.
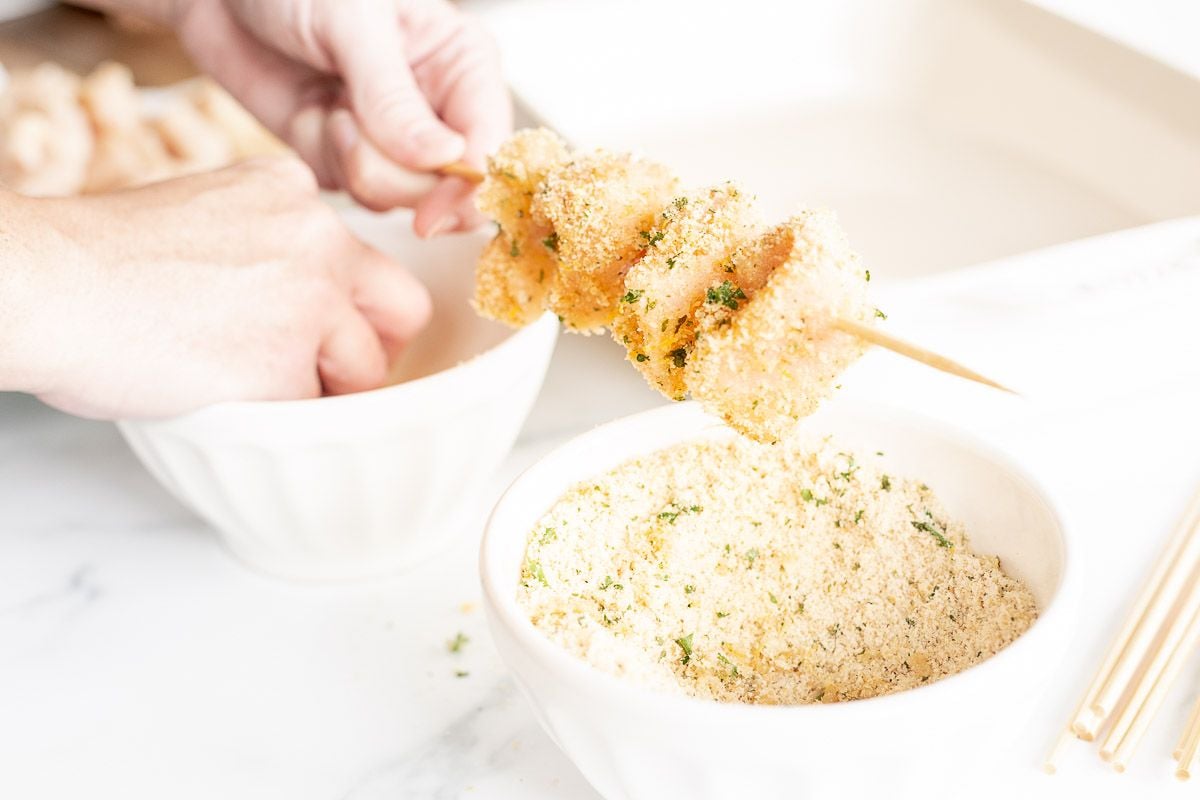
[480, 399, 1078, 723]
[119, 311, 559, 430]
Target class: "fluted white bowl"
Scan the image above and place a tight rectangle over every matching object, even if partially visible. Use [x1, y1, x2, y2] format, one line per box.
[119, 208, 558, 580]
[481, 400, 1078, 798]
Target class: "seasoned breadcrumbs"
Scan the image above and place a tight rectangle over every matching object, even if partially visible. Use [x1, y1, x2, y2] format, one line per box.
[518, 435, 1037, 705]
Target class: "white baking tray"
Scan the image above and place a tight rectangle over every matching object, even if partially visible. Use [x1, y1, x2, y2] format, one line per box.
[474, 0, 1200, 440]
[477, 0, 1200, 281]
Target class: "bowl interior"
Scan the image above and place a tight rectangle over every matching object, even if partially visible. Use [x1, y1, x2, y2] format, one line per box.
[484, 398, 1067, 679]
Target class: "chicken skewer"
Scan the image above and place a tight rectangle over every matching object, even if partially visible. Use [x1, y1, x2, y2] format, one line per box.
[456, 130, 1013, 440]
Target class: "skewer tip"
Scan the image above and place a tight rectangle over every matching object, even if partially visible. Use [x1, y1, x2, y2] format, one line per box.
[1177, 767, 1191, 781]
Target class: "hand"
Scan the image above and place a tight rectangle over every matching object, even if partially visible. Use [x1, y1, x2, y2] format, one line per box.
[7, 157, 430, 419]
[169, 0, 512, 236]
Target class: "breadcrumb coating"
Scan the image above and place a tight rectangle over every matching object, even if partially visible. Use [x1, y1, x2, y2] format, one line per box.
[687, 209, 873, 442]
[473, 128, 569, 327]
[613, 183, 760, 399]
[471, 133, 879, 440]
[532, 151, 678, 332]
[519, 435, 1037, 705]
[473, 229, 558, 327]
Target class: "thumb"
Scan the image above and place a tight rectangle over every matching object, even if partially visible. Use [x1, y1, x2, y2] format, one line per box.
[328, 15, 465, 172]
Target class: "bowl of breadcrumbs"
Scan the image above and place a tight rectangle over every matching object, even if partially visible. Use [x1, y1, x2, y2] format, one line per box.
[481, 399, 1078, 798]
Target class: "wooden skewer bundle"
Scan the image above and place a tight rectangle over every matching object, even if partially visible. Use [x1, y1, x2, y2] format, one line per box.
[1046, 486, 1200, 776]
[438, 162, 1014, 395]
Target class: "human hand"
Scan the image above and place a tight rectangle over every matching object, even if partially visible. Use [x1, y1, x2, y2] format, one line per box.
[6, 157, 430, 419]
[169, 0, 511, 236]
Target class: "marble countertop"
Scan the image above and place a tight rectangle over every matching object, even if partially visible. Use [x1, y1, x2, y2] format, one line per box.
[5, 215, 1200, 798]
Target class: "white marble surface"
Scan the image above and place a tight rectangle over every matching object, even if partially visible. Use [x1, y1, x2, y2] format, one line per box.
[5, 215, 1200, 799]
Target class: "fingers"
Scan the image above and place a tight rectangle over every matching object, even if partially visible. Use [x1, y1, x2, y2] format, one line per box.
[327, 6, 466, 173]
[318, 304, 389, 396]
[324, 108, 439, 211]
[320, 232, 432, 393]
[412, 17, 512, 235]
[348, 246, 433, 363]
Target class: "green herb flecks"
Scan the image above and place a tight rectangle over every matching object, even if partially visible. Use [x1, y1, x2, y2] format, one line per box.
[706, 280, 747, 310]
[674, 633, 695, 665]
[669, 348, 688, 369]
[911, 514, 953, 548]
[874, 307, 888, 319]
[717, 652, 739, 677]
[881, 475, 892, 491]
[509, 239, 520, 258]
[640, 229, 666, 248]
[447, 632, 469, 653]
[525, 559, 549, 587]
[542, 232, 559, 252]
[621, 289, 644, 304]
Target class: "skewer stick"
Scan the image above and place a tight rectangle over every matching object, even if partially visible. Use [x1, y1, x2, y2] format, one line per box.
[438, 161, 485, 184]
[1177, 700, 1200, 779]
[1042, 728, 1073, 774]
[831, 318, 1014, 394]
[1173, 694, 1200, 760]
[1056, 488, 1200, 745]
[1102, 573, 1200, 762]
[1108, 600, 1200, 772]
[451, 152, 1010, 397]
[1091, 497, 1200, 720]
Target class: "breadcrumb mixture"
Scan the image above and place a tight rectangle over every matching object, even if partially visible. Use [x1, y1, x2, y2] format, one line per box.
[518, 435, 1037, 705]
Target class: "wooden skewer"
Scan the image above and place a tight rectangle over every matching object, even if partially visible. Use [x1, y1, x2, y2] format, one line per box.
[1177, 699, 1200, 779]
[1054, 487, 1200, 748]
[446, 156, 1012, 395]
[1108, 599, 1200, 772]
[1091, 497, 1200, 721]
[438, 161, 485, 183]
[1102, 567, 1200, 761]
[1043, 728, 1073, 774]
[832, 318, 1015, 394]
[1174, 694, 1200, 760]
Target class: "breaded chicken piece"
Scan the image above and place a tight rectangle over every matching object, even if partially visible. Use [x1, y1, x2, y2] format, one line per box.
[473, 128, 570, 326]
[687, 209, 873, 442]
[612, 183, 760, 399]
[474, 229, 560, 327]
[532, 151, 677, 332]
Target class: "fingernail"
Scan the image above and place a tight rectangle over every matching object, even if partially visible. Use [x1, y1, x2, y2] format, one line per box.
[424, 213, 460, 239]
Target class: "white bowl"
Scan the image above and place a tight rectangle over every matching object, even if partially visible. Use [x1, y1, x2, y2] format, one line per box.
[481, 400, 1078, 798]
[119, 209, 558, 581]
